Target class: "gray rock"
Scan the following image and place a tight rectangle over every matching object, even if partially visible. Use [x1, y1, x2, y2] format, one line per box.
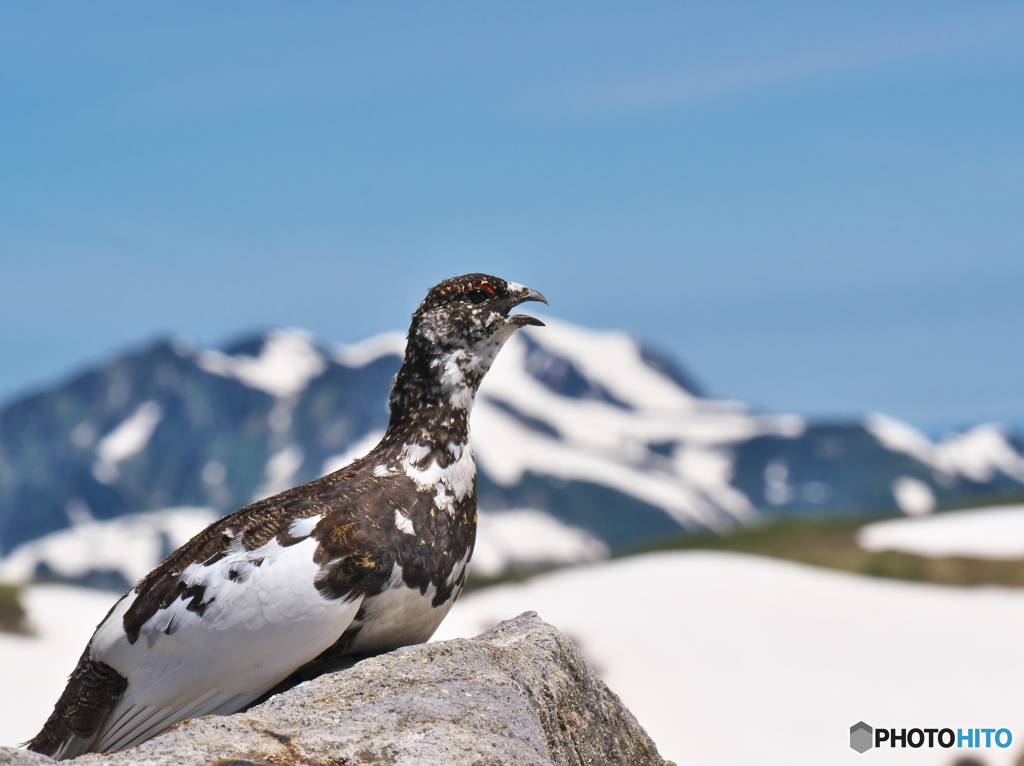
[2, 613, 669, 765]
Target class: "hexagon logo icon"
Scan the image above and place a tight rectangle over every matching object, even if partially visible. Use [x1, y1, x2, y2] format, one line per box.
[850, 721, 873, 753]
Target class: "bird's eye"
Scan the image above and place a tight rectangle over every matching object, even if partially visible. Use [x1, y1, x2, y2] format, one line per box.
[459, 280, 496, 304]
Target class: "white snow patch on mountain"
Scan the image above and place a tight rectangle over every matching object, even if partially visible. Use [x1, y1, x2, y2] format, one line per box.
[331, 331, 405, 367]
[891, 476, 936, 516]
[524, 318, 698, 411]
[91, 401, 163, 484]
[472, 400, 728, 528]
[865, 413, 935, 465]
[482, 325, 802, 451]
[255, 444, 304, 500]
[472, 509, 608, 578]
[198, 328, 326, 397]
[859, 504, 1024, 560]
[763, 459, 793, 505]
[321, 430, 385, 476]
[673, 445, 754, 518]
[435, 551, 1024, 766]
[69, 422, 96, 448]
[0, 508, 218, 587]
[934, 424, 1024, 483]
[867, 414, 1024, 485]
[202, 460, 227, 486]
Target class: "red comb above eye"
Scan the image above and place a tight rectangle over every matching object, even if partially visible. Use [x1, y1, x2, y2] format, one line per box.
[460, 281, 495, 295]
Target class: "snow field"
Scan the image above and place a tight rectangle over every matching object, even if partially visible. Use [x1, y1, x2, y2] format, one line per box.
[859, 505, 1024, 560]
[4, 552, 1024, 766]
[435, 551, 1024, 766]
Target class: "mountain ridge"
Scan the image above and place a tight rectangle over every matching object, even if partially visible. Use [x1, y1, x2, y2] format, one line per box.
[1, 321, 1022, 574]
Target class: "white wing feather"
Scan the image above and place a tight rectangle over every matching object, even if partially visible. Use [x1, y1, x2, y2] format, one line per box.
[62, 534, 360, 757]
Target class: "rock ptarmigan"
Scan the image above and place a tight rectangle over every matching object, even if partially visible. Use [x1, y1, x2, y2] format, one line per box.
[28, 273, 546, 759]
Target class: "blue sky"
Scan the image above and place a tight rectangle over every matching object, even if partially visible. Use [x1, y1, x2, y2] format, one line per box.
[2, 2, 1022, 431]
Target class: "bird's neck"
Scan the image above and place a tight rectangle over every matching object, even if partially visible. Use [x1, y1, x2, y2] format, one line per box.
[380, 345, 479, 458]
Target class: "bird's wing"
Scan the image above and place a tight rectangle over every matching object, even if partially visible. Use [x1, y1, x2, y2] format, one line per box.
[41, 517, 362, 759]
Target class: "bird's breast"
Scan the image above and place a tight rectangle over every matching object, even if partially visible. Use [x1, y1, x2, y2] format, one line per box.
[343, 550, 472, 655]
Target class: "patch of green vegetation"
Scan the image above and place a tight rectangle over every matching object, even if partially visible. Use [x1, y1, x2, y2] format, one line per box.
[0, 582, 28, 633]
[616, 515, 1024, 588]
[941, 490, 1024, 510]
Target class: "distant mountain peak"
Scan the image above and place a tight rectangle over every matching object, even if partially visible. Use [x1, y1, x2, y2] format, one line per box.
[199, 328, 328, 398]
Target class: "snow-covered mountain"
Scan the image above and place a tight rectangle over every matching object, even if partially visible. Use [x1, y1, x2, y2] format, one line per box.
[1, 320, 1023, 572]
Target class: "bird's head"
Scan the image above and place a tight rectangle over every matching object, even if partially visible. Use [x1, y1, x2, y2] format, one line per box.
[409, 273, 547, 351]
[402, 273, 547, 405]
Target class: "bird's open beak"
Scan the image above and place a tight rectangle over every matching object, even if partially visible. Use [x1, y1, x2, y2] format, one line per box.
[505, 284, 548, 328]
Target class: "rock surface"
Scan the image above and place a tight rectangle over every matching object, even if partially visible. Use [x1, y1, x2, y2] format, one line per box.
[1, 613, 668, 766]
